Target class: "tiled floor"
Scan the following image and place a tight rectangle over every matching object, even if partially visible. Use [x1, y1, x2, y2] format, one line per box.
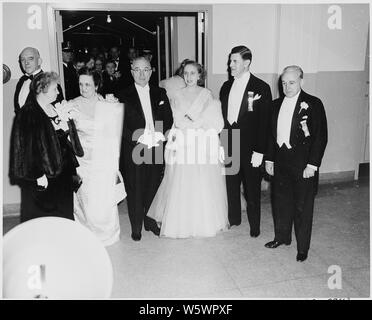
[3, 179, 370, 299]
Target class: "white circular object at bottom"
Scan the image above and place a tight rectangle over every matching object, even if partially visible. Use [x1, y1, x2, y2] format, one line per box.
[3, 217, 113, 299]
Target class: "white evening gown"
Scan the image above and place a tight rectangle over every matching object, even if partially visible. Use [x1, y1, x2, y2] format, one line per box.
[147, 88, 228, 238]
[73, 97, 126, 246]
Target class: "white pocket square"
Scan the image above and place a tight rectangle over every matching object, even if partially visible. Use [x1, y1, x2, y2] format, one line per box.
[159, 100, 164, 105]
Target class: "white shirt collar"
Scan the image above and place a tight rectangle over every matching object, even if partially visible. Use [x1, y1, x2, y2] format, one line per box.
[135, 83, 150, 91]
[284, 90, 301, 102]
[25, 68, 42, 77]
[234, 71, 250, 82]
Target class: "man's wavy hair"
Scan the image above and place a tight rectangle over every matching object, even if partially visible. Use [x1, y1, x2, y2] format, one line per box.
[230, 45, 252, 63]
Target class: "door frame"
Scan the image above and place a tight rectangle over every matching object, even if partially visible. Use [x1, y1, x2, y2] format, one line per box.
[47, 3, 211, 89]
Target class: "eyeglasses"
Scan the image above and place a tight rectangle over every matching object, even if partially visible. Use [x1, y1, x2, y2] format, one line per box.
[131, 68, 152, 74]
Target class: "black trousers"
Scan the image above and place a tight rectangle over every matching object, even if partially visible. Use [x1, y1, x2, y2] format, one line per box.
[121, 146, 164, 235]
[272, 145, 316, 253]
[226, 155, 262, 233]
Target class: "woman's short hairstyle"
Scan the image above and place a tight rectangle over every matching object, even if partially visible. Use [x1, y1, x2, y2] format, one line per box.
[182, 60, 206, 86]
[31, 71, 60, 95]
[78, 66, 102, 89]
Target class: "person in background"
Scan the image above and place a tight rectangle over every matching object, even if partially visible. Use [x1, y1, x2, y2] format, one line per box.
[101, 60, 121, 98]
[62, 42, 79, 100]
[94, 57, 104, 74]
[74, 53, 86, 74]
[14, 47, 63, 114]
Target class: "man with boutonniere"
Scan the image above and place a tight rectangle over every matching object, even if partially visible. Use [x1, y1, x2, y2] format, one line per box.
[219, 45, 272, 238]
[264, 65, 328, 262]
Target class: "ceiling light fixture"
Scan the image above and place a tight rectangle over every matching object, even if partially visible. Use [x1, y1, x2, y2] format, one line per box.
[87, 25, 90, 30]
[107, 15, 111, 23]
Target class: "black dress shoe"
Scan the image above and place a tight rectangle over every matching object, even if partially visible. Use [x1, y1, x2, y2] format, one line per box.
[264, 240, 291, 248]
[144, 224, 160, 236]
[296, 252, 308, 262]
[131, 233, 141, 241]
[250, 230, 260, 238]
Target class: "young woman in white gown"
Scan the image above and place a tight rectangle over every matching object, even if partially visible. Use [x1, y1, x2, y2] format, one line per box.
[71, 67, 126, 246]
[147, 61, 229, 238]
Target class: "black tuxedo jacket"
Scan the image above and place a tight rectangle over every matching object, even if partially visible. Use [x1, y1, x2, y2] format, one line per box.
[14, 70, 64, 114]
[220, 73, 272, 156]
[266, 90, 328, 168]
[63, 63, 79, 100]
[117, 84, 173, 168]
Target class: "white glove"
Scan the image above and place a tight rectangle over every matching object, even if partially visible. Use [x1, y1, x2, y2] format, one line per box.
[219, 146, 225, 163]
[54, 100, 78, 121]
[105, 94, 119, 103]
[251, 151, 263, 167]
[36, 174, 48, 189]
[138, 129, 165, 149]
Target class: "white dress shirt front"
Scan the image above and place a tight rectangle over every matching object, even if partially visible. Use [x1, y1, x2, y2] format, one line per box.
[18, 68, 42, 108]
[277, 91, 301, 149]
[227, 71, 250, 125]
[135, 83, 154, 132]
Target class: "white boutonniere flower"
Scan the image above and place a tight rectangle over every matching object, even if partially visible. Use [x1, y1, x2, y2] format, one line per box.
[159, 100, 164, 106]
[247, 92, 261, 111]
[299, 101, 309, 114]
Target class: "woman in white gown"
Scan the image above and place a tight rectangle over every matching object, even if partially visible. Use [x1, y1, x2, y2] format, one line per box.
[70, 67, 126, 246]
[147, 61, 228, 238]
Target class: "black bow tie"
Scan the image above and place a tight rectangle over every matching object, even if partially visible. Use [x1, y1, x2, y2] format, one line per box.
[22, 74, 34, 81]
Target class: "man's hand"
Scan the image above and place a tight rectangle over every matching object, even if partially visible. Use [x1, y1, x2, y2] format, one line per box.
[251, 152, 263, 168]
[303, 166, 316, 178]
[36, 174, 48, 189]
[265, 161, 274, 176]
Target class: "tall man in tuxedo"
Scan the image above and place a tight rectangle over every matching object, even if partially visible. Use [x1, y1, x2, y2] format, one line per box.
[14, 47, 63, 114]
[118, 56, 173, 241]
[220, 45, 272, 237]
[264, 65, 328, 262]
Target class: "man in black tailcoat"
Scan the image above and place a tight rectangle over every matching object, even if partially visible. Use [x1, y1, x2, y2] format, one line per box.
[219, 45, 272, 237]
[264, 65, 328, 262]
[117, 56, 173, 241]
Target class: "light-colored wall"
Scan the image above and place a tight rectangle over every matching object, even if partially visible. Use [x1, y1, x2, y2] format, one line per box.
[2, 3, 369, 205]
[208, 3, 369, 176]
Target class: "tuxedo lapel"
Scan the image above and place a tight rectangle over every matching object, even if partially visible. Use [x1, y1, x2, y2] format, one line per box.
[130, 85, 145, 119]
[149, 86, 157, 123]
[273, 97, 284, 138]
[222, 80, 233, 120]
[289, 90, 304, 142]
[237, 77, 252, 121]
